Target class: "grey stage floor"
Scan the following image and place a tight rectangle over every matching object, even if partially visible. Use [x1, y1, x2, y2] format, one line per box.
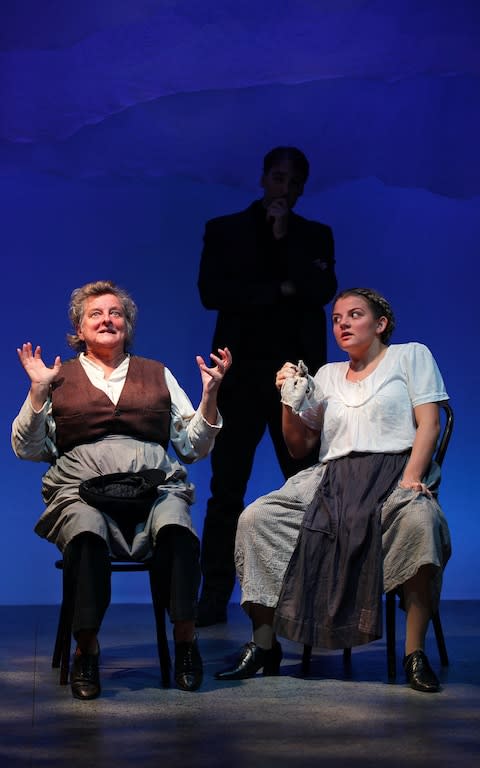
[0, 600, 479, 767]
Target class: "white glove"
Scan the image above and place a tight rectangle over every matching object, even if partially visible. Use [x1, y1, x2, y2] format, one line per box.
[280, 360, 317, 414]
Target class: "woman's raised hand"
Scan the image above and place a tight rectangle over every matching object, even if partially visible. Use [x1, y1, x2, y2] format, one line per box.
[196, 347, 232, 392]
[17, 342, 62, 399]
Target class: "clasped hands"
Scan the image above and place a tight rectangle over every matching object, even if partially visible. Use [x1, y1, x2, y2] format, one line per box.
[276, 360, 315, 414]
[266, 198, 288, 240]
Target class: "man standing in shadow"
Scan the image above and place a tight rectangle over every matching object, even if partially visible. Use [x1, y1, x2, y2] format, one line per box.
[197, 146, 337, 626]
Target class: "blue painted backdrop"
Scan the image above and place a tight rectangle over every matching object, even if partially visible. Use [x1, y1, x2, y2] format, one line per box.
[1, 1, 478, 604]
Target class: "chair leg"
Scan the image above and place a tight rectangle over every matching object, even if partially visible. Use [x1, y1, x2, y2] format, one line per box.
[155, 607, 171, 688]
[52, 601, 66, 669]
[52, 599, 72, 685]
[432, 610, 449, 667]
[386, 591, 397, 681]
[53, 560, 76, 685]
[301, 644, 312, 676]
[300, 600, 447, 684]
[60, 623, 72, 686]
[149, 576, 171, 688]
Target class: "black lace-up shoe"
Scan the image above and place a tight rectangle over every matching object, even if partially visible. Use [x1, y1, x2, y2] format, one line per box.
[215, 641, 283, 681]
[403, 650, 440, 693]
[174, 637, 203, 692]
[71, 650, 101, 700]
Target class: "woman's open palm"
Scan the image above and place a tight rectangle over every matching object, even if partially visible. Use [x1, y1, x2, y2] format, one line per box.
[17, 342, 62, 386]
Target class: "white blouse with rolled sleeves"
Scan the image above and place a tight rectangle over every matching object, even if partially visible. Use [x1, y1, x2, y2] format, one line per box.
[299, 343, 448, 464]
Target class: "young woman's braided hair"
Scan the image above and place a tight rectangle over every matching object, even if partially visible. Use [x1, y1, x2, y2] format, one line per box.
[67, 280, 138, 352]
[334, 288, 396, 344]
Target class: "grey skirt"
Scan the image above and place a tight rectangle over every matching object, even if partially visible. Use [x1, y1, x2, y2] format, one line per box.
[36, 435, 196, 559]
[235, 455, 451, 649]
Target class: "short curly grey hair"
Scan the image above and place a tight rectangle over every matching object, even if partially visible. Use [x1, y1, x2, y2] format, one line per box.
[333, 287, 396, 344]
[67, 280, 138, 352]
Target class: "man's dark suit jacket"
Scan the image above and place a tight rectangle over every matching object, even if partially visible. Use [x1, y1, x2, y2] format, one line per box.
[198, 202, 337, 376]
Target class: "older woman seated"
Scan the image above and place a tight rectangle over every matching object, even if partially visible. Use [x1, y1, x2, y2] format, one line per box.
[12, 279, 231, 699]
[215, 288, 451, 693]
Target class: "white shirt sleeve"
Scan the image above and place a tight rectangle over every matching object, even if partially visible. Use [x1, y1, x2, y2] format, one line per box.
[401, 343, 448, 407]
[11, 395, 57, 462]
[164, 367, 222, 463]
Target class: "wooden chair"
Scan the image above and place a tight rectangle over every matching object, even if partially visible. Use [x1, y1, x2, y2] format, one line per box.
[301, 400, 454, 680]
[52, 557, 171, 687]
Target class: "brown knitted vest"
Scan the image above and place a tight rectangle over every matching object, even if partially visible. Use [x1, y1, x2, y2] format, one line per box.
[51, 357, 171, 455]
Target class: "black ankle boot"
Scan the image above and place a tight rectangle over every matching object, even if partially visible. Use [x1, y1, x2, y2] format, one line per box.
[70, 649, 101, 700]
[403, 650, 440, 693]
[215, 641, 283, 681]
[174, 637, 203, 692]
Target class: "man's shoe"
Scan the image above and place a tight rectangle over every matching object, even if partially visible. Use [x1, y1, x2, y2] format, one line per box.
[174, 637, 203, 692]
[71, 650, 101, 700]
[215, 641, 282, 681]
[403, 650, 440, 693]
[195, 599, 228, 628]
